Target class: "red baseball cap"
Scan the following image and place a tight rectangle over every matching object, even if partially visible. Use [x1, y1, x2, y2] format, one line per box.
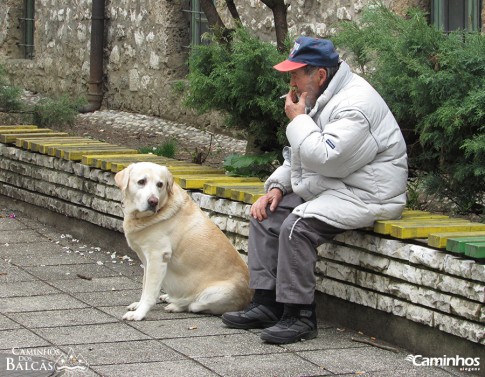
[274, 37, 339, 72]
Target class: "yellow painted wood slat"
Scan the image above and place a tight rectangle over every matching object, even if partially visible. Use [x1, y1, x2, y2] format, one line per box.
[108, 158, 203, 172]
[0, 128, 51, 134]
[174, 175, 261, 190]
[57, 147, 139, 161]
[81, 153, 171, 167]
[203, 182, 264, 196]
[167, 166, 224, 175]
[230, 187, 266, 202]
[0, 125, 38, 130]
[244, 192, 264, 204]
[49, 143, 113, 157]
[391, 222, 485, 239]
[373, 216, 458, 234]
[0, 132, 69, 144]
[401, 210, 432, 217]
[15, 136, 85, 149]
[26, 138, 101, 152]
[427, 231, 485, 248]
[214, 184, 265, 199]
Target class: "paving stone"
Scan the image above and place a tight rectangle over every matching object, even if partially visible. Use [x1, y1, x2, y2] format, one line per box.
[0, 218, 27, 231]
[0, 241, 95, 267]
[92, 360, 218, 377]
[64, 340, 184, 366]
[74, 289, 140, 308]
[0, 329, 51, 350]
[8, 308, 117, 328]
[298, 346, 418, 374]
[163, 332, 282, 358]
[1, 294, 88, 313]
[100, 304, 208, 321]
[0, 229, 47, 244]
[0, 265, 37, 283]
[0, 314, 22, 330]
[129, 316, 242, 340]
[49, 276, 139, 293]
[196, 352, 331, 377]
[34, 323, 150, 345]
[24, 264, 120, 281]
[0, 281, 60, 298]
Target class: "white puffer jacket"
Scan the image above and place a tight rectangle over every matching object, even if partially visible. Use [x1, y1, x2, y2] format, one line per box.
[265, 61, 408, 229]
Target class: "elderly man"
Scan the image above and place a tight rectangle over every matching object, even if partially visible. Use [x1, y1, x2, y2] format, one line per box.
[222, 36, 408, 344]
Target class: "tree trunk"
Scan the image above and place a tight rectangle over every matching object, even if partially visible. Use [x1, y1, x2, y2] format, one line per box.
[260, 0, 289, 52]
[199, 0, 226, 30]
[225, 0, 241, 23]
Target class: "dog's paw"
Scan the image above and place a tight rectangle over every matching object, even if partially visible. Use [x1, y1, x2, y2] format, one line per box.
[127, 302, 140, 311]
[122, 310, 146, 321]
[164, 303, 184, 312]
[160, 294, 171, 303]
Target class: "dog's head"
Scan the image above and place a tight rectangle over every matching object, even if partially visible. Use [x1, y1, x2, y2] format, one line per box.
[115, 162, 174, 217]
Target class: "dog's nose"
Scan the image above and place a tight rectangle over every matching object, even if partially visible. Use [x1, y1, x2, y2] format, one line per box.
[148, 196, 159, 208]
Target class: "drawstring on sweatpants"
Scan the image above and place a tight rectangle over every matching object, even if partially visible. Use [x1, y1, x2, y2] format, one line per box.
[288, 217, 302, 240]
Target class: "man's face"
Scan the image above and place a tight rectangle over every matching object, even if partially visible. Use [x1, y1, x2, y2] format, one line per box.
[289, 67, 327, 109]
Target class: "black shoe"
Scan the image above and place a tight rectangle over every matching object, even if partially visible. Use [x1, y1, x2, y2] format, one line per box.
[260, 304, 317, 344]
[222, 302, 282, 329]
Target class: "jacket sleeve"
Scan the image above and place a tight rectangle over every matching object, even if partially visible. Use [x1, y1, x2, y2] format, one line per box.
[264, 146, 293, 194]
[286, 110, 379, 178]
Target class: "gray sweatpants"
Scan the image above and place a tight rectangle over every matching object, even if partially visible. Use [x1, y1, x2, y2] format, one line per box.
[248, 193, 344, 305]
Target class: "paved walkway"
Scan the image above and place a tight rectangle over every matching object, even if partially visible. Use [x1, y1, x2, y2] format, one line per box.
[0, 196, 473, 377]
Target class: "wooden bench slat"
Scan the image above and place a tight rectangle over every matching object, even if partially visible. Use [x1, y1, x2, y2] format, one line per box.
[16, 136, 91, 149]
[243, 192, 264, 204]
[0, 132, 69, 143]
[446, 236, 485, 254]
[391, 222, 485, 239]
[0, 125, 38, 129]
[203, 182, 264, 196]
[428, 231, 485, 248]
[30, 139, 104, 152]
[108, 159, 205, 172]
[374, 217, 465, 235]
[464, 242, 485, 258]
[230, 187, 266, 202]
[174, 175, 261, 189]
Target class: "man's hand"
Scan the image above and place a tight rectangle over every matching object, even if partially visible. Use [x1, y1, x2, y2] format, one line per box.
[250, 188, 283, 222]
[285, 91, 307, 120]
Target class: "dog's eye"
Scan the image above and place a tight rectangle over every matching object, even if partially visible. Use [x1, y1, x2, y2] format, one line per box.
[156, 182, 164, 188]
[137, 178, 146, 186]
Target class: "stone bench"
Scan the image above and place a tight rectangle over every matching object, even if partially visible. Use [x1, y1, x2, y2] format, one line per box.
[0, 125, 483, 361]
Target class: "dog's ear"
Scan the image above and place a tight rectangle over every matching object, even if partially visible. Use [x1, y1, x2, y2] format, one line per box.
[165, 167, 174, 195]
[114, 164, 133, 191]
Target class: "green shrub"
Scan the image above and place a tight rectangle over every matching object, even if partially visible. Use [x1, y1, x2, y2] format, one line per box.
[334, 5, 485, 215]
[139, 139, 177, 159]
[182, 27, 290, 154]
[33, 95, 85, 130]
[223, 153, 278, 180]
[0, 65, 23, 112]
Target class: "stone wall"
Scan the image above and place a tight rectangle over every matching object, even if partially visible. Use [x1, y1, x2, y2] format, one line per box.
[1, 141, 483, 347]
[0, 0, 429, 128]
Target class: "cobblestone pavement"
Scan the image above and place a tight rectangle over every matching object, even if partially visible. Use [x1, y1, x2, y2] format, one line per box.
[0, 196, 475, 377]
[77, 110, 247, 156]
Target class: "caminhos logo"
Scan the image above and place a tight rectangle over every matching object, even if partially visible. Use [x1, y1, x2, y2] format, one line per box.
[405, 354, 481, 373]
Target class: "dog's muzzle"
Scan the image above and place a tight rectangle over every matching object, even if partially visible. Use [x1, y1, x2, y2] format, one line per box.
[147, 196, 159, 211]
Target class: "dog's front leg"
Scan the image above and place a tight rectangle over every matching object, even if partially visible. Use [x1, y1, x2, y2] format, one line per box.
[123, 250, 168, 321]
[127, 251, 147, 311]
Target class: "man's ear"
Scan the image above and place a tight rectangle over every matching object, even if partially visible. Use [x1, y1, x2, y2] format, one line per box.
[114, 164, 133, 191]
[318, 68, 327, 86]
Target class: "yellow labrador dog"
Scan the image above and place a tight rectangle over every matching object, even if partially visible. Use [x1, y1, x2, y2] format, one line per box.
[115, 162, 252, 321]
